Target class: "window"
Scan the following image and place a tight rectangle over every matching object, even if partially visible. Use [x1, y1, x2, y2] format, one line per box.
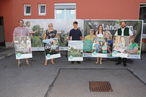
[54, 3, 76, 19]
[38, 4, 46, 16]
[140, 4, 146, 23]
[24, 4, 31, 16]
[140, 4, 146, 37]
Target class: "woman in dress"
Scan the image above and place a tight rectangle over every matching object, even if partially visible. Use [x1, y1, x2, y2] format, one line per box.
[95, 25, 106, 64]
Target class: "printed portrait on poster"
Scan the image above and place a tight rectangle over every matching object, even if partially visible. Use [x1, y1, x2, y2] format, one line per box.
[43, 38, 61, 60]
[14, 36, 32, 59]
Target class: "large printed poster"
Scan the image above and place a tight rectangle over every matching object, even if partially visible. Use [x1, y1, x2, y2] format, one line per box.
[84, 20, 143, 59]
[23, 19, 84, 51]
[43, 38, 61, 60]
[22, 19, 143, 59]
[68, 41, 83, 61]
[112, 21, 142, 59]
[14, 36, 32, 59]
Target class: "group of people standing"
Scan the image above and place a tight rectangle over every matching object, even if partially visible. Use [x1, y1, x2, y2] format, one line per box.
[13, 20, 135, 67]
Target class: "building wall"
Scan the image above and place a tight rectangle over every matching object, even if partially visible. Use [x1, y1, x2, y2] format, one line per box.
[0, 0, 13, 44]
[0, 0, 146, 46]
[140, 0, 146, 3]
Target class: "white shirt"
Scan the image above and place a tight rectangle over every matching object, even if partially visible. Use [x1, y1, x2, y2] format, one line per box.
[96, 33, 104, 37]
[115, 27, 133, 36]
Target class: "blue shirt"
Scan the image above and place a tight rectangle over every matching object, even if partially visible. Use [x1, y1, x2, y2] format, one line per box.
[69, 28, 82, 40]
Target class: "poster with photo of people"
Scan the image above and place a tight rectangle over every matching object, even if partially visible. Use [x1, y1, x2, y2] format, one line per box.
[43, 38, 61, 60]
[112, 21, 143, 59]
[22, 19, 143, 59]
[84, 20, 143, 59]
[23, 19, 84, 51]
[68, 41, 83, 61]
[84, 20, 116, 58]
[14, 36, 32, 59]
[92, 37, 108, 57]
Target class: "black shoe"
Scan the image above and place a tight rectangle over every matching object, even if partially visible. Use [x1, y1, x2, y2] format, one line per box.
[77, 61, 81, 64]
[71, 61, 74, 64]
[123, 63, 127, 67]
[116, 62, 121, 65]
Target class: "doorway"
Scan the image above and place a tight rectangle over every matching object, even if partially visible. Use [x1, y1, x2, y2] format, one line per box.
[0, 16, 5, 47]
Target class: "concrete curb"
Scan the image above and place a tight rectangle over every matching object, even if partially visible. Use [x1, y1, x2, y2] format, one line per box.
[128, 67, 146, 85]
[0, 52, 14, 60]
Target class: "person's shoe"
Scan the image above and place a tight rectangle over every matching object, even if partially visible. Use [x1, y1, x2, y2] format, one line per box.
[96, 61, 99, 64]
[99, 61, 102, 64]
[123, 63, 127, 67]
[51, 60, 55, 64]
[116, 62, 121, 65]
[26, 60, 30, 65]
[17, 61, 21, 67]
[71, 61, 74, 64]
[44, 60, 48, 66]
[77, 61, 81, 64]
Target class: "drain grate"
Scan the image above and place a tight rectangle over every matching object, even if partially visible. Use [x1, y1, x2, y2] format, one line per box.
[89, 81, 113, 92]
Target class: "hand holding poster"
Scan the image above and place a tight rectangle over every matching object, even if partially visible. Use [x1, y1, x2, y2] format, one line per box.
[14, 36, 32, 59]
[43, 38, 61, 60]
[68, 41, 83, 61]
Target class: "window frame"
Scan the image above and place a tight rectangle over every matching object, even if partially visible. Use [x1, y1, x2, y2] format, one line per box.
[54, 3, 76, 19]
[24, 4, 31, 16]
[38, 4, 46, 16]
[140, 3, 146, 23]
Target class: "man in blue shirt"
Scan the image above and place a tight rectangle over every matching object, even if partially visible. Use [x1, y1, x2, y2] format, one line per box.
[69, 21, 82, 40]
[69, 21, 82, 64]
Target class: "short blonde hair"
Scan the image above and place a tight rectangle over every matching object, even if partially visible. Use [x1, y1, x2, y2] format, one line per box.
[48, 23, 53, 27]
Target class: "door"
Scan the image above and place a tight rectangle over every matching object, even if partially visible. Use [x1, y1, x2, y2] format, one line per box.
[0, 16, 5, 47]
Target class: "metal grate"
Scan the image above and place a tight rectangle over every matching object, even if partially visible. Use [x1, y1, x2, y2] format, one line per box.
[89, 81, 113, 92]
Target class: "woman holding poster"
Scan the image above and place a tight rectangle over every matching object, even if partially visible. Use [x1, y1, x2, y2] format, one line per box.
[43, 23, 57, 65]
[94, 25, 106, 64]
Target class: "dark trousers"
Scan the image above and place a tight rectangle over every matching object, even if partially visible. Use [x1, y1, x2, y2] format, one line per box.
[117, 57, 127, 65]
